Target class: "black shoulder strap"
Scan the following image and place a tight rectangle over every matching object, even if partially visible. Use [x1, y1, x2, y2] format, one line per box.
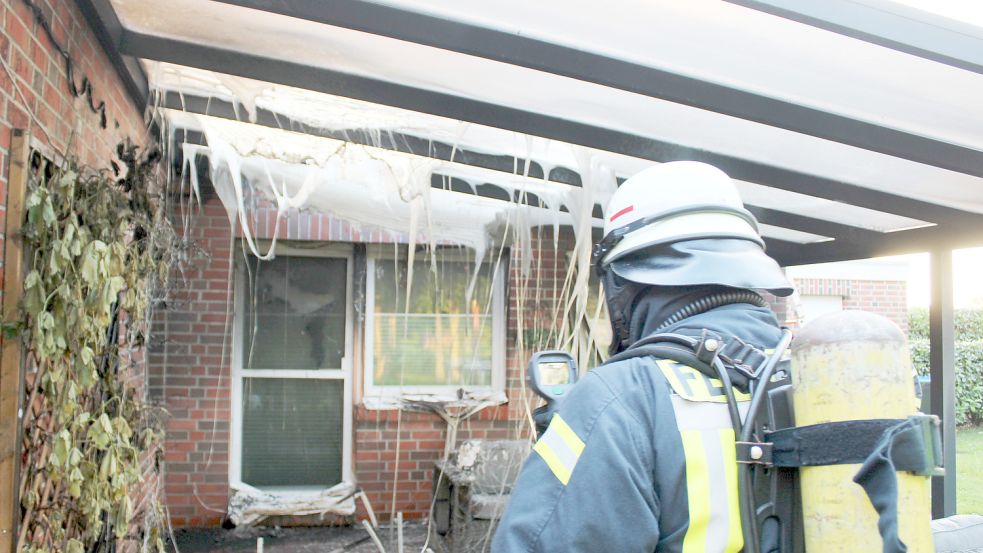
[607, 330, 772, 392]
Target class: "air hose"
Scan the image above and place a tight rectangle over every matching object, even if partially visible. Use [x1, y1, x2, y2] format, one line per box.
[653, 290, 767, 333]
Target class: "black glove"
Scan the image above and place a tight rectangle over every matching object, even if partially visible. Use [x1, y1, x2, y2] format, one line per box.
[532, 403, 556, 439]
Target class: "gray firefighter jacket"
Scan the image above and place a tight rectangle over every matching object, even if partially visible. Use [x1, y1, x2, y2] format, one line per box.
[491, 303, 784, 553]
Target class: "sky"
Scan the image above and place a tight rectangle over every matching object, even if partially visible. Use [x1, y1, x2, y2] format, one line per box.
[892, 0, 983, 28]
[903, 248, 983, 308]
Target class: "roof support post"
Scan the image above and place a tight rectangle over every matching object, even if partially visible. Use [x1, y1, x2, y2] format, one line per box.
[929, 247, 957, 518]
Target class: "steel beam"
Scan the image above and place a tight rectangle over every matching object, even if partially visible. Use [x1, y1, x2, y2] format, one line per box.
[210, 0, 983, 179]
[724, 0, 983, 76]
[119, 30, 983, 234]
[929, 248, 957, 518]
[775, 219, 983, 266]
[75, 0, 148, 108]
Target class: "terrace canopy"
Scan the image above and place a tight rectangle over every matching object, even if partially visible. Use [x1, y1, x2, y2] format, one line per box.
[79, 0, 983, 517]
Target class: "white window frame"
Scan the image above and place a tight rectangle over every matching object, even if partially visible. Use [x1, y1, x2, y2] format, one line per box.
[363, 246, 506, 399]
[229, 242, 354, 491]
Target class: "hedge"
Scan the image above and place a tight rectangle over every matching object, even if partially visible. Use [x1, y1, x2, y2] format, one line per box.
[908, 308, 983, 425]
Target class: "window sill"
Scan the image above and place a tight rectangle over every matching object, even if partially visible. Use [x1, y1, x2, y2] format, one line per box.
[227, 481, 356, 526]
[361, 389, 507, 411]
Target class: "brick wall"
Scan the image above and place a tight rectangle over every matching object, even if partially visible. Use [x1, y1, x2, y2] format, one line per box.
[793, 277, 909, 333]
[0, 0, 154, 549]
[1, 0, 147, 303]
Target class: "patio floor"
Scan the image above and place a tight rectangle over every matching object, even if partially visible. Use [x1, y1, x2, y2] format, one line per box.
[170, 520, 497, 553]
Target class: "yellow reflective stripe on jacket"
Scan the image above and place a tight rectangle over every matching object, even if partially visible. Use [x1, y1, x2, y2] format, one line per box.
[533, 414, 585, 486]
[681, 430, 711, 553]
[657, 359, 751, 403]
[671, 379, 746, 553]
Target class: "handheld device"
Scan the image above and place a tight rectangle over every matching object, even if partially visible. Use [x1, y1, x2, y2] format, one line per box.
[527, 350, 578, 406]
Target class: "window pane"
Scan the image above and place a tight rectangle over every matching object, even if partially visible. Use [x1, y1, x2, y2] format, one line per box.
[241, 378, 344, 487]
[372, 251, 496, 387]
[242, 255, 347, 370]
[373, 314, 493, 386]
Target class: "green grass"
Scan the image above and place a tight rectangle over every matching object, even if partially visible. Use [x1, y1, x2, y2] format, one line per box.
[957, 426, 983, 515]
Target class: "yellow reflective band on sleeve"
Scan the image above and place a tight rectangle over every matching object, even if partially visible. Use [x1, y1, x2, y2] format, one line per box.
[533, 414, 585, 486]
[719, 428, 744, 553]
[681, 430, 710, 553]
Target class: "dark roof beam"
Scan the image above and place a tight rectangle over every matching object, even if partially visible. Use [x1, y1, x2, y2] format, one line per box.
[745, 205, 882, 243]
[776, 222, 983, 266]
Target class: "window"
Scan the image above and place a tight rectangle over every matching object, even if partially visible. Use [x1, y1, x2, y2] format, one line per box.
[231, 244, 353, 490]
[365, 247, 505, 396]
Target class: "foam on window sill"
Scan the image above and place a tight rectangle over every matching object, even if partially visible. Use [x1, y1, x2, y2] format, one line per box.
[361, 389, 507, 411]
[227, 481, 356, 526]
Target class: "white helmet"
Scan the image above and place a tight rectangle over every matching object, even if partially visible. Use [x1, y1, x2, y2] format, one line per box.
[593, 161, 792, 296]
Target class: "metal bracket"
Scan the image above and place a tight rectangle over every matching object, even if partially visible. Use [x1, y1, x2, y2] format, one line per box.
[737, 441, 773, 466]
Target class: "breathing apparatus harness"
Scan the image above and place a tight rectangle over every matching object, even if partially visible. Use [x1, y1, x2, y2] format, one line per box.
[605, 325, 944, 553]
[607, 328, 796, 553]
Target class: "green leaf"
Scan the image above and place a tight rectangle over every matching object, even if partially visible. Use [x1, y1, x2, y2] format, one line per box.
[41, 198, 56, 226]
[114, 495, 132, 539]
[113, 417, 133, 441]
[24, 270, 40, 290]
[37, 312, 54, 330]
[80, 347, 94, 369]
[99, 413, 112, 434]
[87, 415, 112, 450]
[58, 170, 77, 188]
[51, 429, 71, 469]
[25, 190, 41, 209]
[66, 539, 84, 553]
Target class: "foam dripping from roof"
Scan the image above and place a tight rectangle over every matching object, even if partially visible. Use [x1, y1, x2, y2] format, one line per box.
[152, 72, 619, 521]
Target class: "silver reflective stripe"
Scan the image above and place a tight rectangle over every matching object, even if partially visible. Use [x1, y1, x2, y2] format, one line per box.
[533, 414, 585, 485]
[671, 395, 749, 431]
[671, 393, 745, 552]
[701, 428, 734, 553]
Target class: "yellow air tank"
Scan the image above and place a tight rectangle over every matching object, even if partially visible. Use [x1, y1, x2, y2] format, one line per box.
[791, 310, 933, 552]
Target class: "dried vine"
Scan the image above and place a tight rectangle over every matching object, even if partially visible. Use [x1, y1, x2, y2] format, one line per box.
[15, 142, 177, 552]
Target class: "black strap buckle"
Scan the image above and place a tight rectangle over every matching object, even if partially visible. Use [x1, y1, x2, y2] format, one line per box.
[737, 441, 773, 466]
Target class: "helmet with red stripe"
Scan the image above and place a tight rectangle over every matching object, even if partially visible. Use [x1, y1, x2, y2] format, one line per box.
[592, 161, 792, 294]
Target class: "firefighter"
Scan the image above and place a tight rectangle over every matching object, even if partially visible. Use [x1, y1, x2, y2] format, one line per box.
[491, 161, 794, 553]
